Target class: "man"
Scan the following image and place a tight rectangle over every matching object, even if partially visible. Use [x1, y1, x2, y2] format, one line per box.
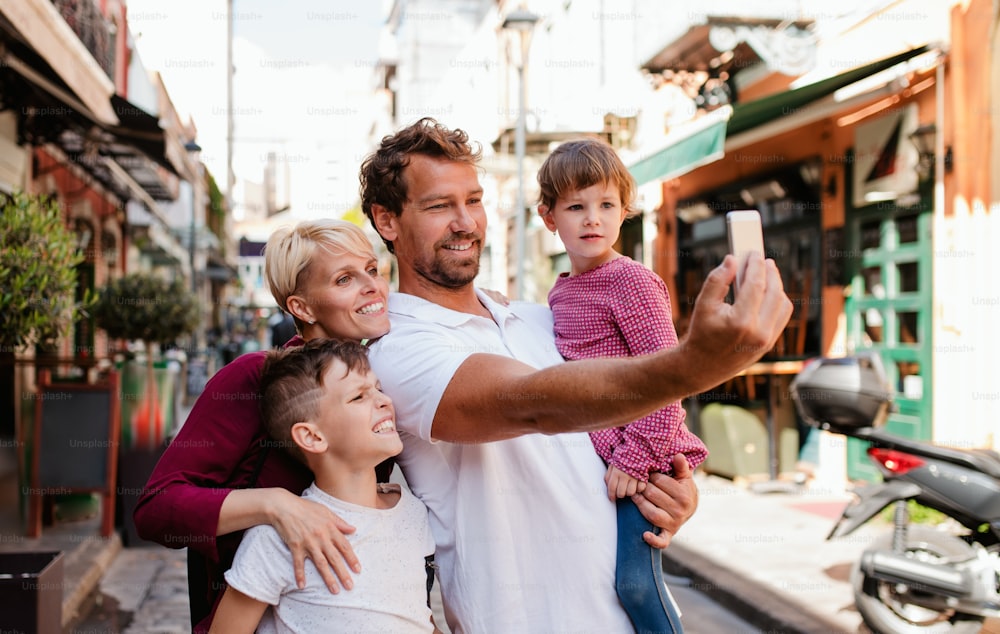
[359, 118, 791, 632]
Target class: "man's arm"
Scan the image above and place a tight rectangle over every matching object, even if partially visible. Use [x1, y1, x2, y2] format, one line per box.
[432, 254, 791, 443]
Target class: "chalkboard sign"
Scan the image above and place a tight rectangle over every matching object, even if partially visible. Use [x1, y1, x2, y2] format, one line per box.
[29, 371, 120, 537]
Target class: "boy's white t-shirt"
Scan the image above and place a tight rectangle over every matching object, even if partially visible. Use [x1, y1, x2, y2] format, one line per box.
[224, 483, 435, 634]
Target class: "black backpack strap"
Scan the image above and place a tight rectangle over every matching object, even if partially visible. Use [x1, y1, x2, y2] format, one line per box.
[425, 554, 438, 607]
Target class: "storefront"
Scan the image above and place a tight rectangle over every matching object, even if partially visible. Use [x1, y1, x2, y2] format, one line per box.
[635, 41, 970, 484]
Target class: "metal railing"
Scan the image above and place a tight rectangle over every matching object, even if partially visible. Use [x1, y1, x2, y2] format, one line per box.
[51, 0, 115, 80]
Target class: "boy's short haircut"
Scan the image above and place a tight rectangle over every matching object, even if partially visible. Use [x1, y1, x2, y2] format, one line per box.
[259, 338, 372, 465]
[263, 220, 377, 333]
[536, 138, 639, 218]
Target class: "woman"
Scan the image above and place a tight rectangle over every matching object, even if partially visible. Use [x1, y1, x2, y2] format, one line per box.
[134, 219, 391, 632]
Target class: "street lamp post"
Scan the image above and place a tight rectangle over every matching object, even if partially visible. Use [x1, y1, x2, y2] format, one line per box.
[184, 141, 202, 295]
[502, 8, 539, 301]
[184, 140, 202, 355]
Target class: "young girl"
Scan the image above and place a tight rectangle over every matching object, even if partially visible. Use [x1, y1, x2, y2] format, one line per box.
[537, 138, 709, 634]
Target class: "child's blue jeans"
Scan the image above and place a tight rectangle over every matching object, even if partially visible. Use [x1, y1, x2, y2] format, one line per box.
[615, 497, 685, 634]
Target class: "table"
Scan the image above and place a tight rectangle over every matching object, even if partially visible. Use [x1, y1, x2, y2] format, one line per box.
[736, 359, 806, 493]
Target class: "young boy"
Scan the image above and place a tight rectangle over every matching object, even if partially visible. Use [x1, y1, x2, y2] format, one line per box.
[209, 338, 440, 634]
[536, 138, 709, 634]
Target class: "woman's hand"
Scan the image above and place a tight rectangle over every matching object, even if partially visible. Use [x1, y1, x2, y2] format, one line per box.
[267, 489, 361, 592]
[631, 454, 698, 549]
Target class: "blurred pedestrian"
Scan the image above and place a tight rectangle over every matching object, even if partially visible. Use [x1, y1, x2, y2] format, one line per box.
[269, 309, 297, 349]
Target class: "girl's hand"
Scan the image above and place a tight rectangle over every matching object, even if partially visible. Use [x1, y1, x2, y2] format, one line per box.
[605, 465, 646, 500]
[269, 490, 360, 592]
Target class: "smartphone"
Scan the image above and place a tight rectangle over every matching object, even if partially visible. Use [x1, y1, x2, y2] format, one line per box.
[726, 210, 765, 295]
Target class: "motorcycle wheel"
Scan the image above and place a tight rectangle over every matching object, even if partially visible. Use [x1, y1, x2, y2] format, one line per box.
[852, 525, 983, 634]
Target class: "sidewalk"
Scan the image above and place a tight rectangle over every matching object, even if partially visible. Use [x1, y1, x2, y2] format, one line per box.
[663, 473, 876, 633]
[663, 473, 1000, 634]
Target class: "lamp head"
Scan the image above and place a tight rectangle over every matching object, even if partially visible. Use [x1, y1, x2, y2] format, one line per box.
[502, 8, 540, 31]
[908, 123, 936, 181]
[908, 123, 935, 157]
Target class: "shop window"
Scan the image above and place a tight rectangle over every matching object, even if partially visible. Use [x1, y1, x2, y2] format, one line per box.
[676, 161, 822, 355]
[619, 214, 643, 262]
[74, 263, 95, 359]
[896, 360, 922, 399]
[861, 266, 883, 298]
[860, 219, 882, 250]
[863, 309, 885, 344]
[602, 114, 637, 150]
[102, 229, 118, 278]
[897, 213, 919, 244]
[897, 261, 918, 293]
[898, 311, 919, 345]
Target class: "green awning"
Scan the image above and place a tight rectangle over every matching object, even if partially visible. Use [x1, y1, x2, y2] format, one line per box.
[627, 45, 932, 185]
[629, 114, 729, 186]
[727, 45, 930, 136]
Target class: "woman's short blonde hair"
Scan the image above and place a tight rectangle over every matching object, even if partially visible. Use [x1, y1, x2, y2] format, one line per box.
[263, 220, 376, 330]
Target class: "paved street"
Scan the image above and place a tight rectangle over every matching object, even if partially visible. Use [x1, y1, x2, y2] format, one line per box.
[72, 547, 189, 634]
[73, 543, 759, 634]
[74, 544, 451, 633]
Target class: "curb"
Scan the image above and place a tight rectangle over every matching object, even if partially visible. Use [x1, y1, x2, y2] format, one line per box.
[61, 532, 122, 630]
[663, 541, 851, 634]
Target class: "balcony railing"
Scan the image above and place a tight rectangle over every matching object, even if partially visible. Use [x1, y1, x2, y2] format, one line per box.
[51, 0, 115, 80]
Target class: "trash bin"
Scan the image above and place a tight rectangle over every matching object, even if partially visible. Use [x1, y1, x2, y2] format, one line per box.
[0, 551, 63, 633]
[700, 403, 798, 480]
[699, 403, 769, 480]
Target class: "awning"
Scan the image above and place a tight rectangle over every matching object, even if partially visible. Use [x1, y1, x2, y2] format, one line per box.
[0, 0, 117, 125]
[629, 106, 731, 186]
[726, 45, 931, 137]
[627, 45, 934, 185]
[0, 40, 176, 201]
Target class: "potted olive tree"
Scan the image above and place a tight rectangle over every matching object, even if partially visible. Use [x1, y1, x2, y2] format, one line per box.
[92, 273, 198, 544]
[0, 191, 92, 484]
[0, 191, 89, 352]
[0, 191, 91, 617]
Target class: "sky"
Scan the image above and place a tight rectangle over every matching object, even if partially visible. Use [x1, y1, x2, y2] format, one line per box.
[124, 0, 880, 223]
[127, 0, 387, 220]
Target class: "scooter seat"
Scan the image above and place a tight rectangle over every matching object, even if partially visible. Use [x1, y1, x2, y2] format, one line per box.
[862, 429, 1000, 480]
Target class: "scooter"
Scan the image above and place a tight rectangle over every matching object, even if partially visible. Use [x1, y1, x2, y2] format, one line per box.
[790, 354, 1000, 634]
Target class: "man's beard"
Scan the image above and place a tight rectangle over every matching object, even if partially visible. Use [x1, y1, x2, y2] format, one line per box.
[417, 239, 481, 289]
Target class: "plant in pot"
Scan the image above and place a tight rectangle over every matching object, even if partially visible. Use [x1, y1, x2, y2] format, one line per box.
[1, 191, 92, 559]
[92, 273, 198, 544]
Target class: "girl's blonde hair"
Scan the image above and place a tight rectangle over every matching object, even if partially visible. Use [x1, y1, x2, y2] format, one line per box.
[263, 220, 376, 332]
